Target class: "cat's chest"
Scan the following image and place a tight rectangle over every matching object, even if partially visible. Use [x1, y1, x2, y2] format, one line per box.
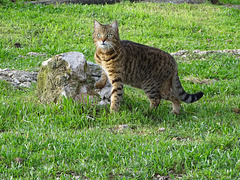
[98, 54, 108, 61]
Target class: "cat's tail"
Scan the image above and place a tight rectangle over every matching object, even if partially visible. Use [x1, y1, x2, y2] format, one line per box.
[173, 72, 204, 103]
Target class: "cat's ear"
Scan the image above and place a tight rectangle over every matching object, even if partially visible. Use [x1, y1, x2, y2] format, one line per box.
[111, 20, 118, 31]
[94, 20, 102, 29]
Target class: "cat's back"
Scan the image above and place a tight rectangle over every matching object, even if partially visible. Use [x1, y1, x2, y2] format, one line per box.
[119, 40, 177, 87]
[121, 40, 176, 69]
[121, 40, 174, 63]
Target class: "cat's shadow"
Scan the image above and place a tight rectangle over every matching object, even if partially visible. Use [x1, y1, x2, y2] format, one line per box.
[120, 92, 187, 124]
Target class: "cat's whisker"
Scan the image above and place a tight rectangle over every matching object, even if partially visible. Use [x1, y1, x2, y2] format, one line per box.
[108, 43, 117, 54]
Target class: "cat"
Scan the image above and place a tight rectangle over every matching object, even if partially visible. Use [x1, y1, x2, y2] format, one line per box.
[93, 20, 203, 114]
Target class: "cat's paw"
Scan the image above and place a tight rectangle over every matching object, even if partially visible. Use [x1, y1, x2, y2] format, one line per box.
[110, 106, 119, 113]
[171, 110, 180, 115]
[94, 80, 106, 89]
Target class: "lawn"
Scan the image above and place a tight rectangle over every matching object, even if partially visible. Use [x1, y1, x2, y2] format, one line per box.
[0, 0, 240, 179]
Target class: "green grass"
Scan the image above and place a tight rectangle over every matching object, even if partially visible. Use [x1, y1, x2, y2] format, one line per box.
[219, 0, 240, 5]
[1, 1, 240, 179]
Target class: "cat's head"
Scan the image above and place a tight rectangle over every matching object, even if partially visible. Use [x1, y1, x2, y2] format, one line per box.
[93, 20, 120, 50]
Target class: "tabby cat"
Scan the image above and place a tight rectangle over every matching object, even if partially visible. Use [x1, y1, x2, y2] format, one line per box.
[93, 20, 203, 114]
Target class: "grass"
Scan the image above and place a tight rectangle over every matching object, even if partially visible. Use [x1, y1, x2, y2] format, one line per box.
[219, 0, 240, 5]
[0, 1, 240, 179]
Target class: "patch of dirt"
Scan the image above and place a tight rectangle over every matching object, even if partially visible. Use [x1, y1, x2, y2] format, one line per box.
[109, 124, 133, 134]
[153, 174, 172, 180]
[183, 76, 218, 85]
[233, 108, 240, 114]
[223, 4, 240, 9]
[171, 49, 240, 57]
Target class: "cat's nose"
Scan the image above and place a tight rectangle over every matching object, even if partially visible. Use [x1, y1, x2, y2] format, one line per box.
[102, 37, 107, 43]
[101, 40, 106, 45]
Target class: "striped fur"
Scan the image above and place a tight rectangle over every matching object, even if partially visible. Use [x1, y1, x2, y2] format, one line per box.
[93, 20, 203, 114]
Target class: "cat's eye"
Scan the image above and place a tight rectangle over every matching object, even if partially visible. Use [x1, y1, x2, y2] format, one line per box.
[107, 34, 112, 37]
[97, 33, 101, 37]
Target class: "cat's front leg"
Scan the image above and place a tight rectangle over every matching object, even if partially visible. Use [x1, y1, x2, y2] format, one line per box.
[94, 70, 108, 89]
[110, 79, 123, 113]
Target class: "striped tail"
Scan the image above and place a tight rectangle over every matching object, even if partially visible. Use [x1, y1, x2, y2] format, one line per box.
[173, 72, 204, 103]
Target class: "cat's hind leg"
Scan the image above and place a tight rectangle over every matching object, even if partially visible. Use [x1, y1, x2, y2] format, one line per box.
[149, 98, 161, 109]
[143, 87, 161, 109]
[160, 77, 181, 114]
[161, 92, 181, 114]
[171, 98, 181, 114]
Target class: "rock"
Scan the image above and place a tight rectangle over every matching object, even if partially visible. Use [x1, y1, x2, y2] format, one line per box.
[192, 50, 201, 54]
[153, 174, 171, 180]
[36, 52, 111, 105]
[136, 0, 207, 4]
[210, 0, 219, 4]
[173, 49, 240, 57]
[156, 127, 165, 132]
[27, 52, 47, 56]
[19, 82, 32, 88]
[87, 61, 112, 105]
[114, 124, 131, 132]
[14, 42, 21, 48]
[18, 55, 26, 58]
[15, 157, 23, 164]
[0, 68, 38, 88]
[233, 108, 240, 114]
[183, 76, 217, 85]
[170, 50, 188, 56]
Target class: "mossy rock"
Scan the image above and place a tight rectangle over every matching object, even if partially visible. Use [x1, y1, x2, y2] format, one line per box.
[36, 52, 110, 105]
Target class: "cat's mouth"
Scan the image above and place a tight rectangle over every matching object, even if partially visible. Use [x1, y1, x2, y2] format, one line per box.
[100, 42, 107, 46]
